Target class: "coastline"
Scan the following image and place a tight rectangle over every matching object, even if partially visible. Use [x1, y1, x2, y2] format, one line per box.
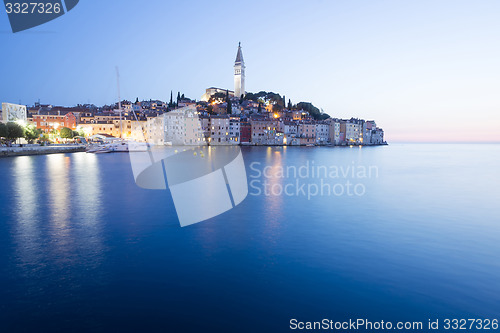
[0, 145, 86, 158]
[0, 142, 388, 158]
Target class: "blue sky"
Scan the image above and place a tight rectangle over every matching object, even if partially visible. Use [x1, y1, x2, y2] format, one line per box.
[1, 0, 499, 142]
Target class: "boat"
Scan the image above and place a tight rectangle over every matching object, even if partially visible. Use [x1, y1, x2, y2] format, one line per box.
[86, 140, 131, 153]
[93, 147, 111, 154]
[110, 141, 129, 152]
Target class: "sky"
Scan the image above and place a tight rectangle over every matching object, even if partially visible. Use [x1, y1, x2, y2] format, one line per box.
[0, 0, 499, 142]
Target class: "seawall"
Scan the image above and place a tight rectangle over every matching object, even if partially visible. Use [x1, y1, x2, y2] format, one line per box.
[0, 145, 86, 157]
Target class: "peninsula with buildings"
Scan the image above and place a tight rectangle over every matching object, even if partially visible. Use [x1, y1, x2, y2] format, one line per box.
[0, 43, 385, 148]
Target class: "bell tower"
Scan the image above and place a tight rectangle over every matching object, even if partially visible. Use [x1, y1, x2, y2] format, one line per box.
[234, 42, 245, 99]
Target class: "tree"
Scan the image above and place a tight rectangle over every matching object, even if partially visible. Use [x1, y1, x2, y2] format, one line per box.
[177, 92, 181, 102]
[258, 102, 262, 113]
[60, 127, 73, 139]
[244, 92, 257, 101]
[24, 124, 41, 143]
[208, 92, 226, 104]
[135, 97, 139, 104]
[239, 94, 244, 105]
[296, 102, 330, 120]
[282, 95, 286, 108]
[0, 123, 7, 138]
[6, 122, 24, 142]
[272, 104, 283, 112]
[169, 91, 173, 107]
[226, 90, 232, 114]
[75, 128, 85, 137]
[288, 99, 292, 110]
[181, 93, 185, 100]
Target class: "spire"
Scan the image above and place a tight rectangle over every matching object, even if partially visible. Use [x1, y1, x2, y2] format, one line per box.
[235, 42, 244, 64]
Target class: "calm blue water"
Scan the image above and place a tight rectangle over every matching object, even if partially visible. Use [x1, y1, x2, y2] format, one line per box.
[0, 144, 499, 332]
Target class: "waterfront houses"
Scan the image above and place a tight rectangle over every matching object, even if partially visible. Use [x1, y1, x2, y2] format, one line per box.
[23, 98, 385, 146]
[22, 100, 385, 145]
[16, 43, 385, 146]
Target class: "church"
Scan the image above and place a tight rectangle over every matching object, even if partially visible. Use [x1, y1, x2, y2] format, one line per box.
[201, 43, 245, 101]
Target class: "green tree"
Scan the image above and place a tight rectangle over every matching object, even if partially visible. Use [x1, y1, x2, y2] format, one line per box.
[60, 127, 74, 139]
[296, 102, 330, 120]
[169, 90, 173, 107]
[288, 99, 292, 110]
[226, 90, 232, 114]
[272, 103, 283, 112]
[24, 124, 41, 143]
[0, 123, 7, 138]
[244, 92, 257, 101]
[209, 92, 226, 104]
[6, 122, 24, 142]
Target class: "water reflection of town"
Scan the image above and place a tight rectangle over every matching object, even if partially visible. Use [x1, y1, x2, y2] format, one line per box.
[12, 153, 105, 279]
[194, 147, 286, 259]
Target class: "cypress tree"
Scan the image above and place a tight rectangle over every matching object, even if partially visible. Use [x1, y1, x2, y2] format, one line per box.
[226, 90, 231, 114]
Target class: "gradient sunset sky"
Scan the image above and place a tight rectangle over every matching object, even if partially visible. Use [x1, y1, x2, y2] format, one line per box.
[1, 0, 499, 142]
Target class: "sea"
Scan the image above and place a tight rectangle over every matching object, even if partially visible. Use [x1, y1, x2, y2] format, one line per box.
[0, 144, 499, 332]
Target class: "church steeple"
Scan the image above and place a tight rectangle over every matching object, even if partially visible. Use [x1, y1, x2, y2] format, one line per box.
[234, 42, 245, 99]
[235, 42, 244, 63]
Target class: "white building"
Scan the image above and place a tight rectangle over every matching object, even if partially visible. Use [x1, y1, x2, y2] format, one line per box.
[315, 123, 330, 144]
[341, 119, 363, 143]
[234, 42, 245, 99]
[130, 120, 147, 142]
[210, 115, 230, 145]
[162, 107, 204, 145]
[281, 121, 298, 137]
[145, 116, 165, 145]
[164, 111, 184, 145]
[371, 128, 384, 144]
